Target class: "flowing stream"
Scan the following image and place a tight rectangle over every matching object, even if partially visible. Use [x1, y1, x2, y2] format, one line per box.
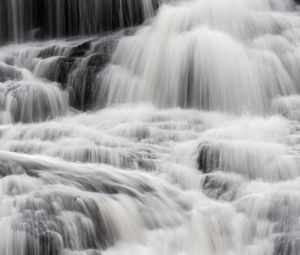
[0, 0, 300, 254]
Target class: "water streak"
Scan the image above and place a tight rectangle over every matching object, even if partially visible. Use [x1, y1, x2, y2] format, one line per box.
[0, 0, 300, 255]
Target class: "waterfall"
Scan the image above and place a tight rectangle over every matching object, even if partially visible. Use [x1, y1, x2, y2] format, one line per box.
[97, 0, 300, 113]
[1, 0, 300, 255]
[0, 0, 159, 43]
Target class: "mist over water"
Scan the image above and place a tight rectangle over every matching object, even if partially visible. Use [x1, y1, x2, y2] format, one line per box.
[1, 0, 300, 255]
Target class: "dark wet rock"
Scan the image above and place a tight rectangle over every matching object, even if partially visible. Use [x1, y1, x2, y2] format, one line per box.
[68, 41, 91, 58]
[136, 158, 156, 171]
[68, 53, 110, 110]
[44, 36, 118, 110]
[38, 231, 63, 255]
[93, 37, 119, 56]
[12, 35, 119, 112]
[202, 173, 239, 201]
[87, 53, 110, 68]
[42, 57, 74, 85]
[197, 144, 220, 173]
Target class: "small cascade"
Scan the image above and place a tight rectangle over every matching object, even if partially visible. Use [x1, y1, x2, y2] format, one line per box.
[96, 0, 300, 113]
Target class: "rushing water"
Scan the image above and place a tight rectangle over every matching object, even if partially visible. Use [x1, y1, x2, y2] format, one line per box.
[0, 0, 159, 43]
[1, 0, 300, 255]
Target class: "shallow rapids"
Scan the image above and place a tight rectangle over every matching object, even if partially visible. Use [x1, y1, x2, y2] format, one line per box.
[1, 105, 300, 255]
[1, 0, 300, 255]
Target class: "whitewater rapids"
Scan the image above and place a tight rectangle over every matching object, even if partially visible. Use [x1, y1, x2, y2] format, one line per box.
[1, 104, 300, 255]
[0, 0, 300, 255]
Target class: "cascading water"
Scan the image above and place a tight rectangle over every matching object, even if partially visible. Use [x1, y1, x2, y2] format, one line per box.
[0, 0, 160, 43]
[1, 0, 300, 254]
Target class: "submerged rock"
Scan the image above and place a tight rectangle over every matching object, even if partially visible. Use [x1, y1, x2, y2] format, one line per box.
[67, 39, 115, 110]
[42, 57, 74, 85]
[201, 173, 240, 201]
[0, 63, 22, 82]
[197, 144, 220, 173]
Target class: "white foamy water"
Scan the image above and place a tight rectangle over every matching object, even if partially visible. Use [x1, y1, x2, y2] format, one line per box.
[0, 0, 300, 255]
[98, 0, 300, 114]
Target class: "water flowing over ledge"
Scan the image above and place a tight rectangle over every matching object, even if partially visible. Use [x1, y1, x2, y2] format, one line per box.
[1, 0, 300, 255]
[0, 0, 159, 43]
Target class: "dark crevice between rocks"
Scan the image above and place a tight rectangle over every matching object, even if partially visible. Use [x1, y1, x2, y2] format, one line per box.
[197, 144, 220, 174]
[34, 36, 118, 111]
